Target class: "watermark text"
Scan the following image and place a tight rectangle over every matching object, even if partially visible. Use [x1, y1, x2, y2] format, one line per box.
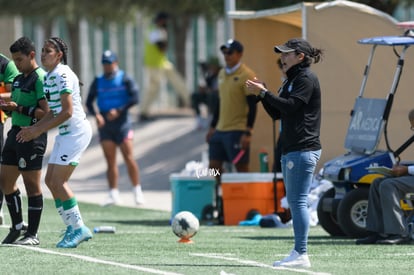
[196, 168, 220, 178]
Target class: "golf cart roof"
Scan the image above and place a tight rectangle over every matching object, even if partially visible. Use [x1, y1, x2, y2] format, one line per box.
[358, 35, 414, 46]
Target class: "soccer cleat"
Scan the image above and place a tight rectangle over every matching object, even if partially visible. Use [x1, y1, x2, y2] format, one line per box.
[133, 186, 145, 205]
[58, 226, 92, 248]
[14, 233, 40, 245]
[56, 225, 73, 248]
[2, 224, 28, 244]
[273, 250, 311, 268]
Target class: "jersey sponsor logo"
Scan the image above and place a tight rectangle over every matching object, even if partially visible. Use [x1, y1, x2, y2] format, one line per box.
[60, 154, 68, 162]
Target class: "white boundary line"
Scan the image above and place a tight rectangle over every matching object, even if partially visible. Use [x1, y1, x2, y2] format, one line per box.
[191, 253, 331, 275]
[14, 245, 183, 275]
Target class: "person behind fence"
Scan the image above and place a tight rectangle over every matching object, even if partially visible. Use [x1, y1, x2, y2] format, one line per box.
[16, 37, 93, 248]
[86, 50, 144, 206]
[139, 11, 190, 121]
[356, 109, 414, 245]
[0, 37, 48, 245]
[191, 56, 221, 129]
[246, 38, 323, 268]
[0, 52, 19, 225]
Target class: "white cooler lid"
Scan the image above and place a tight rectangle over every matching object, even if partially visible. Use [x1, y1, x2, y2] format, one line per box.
[169, 173, 216, 180]
[221, 172, 283, 183]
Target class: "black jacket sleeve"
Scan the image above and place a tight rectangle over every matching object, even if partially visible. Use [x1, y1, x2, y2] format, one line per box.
[246, 94, 257, 128]
[210, 97, 220, 128]
[86, 78, 98, 116]
[261, 97, 281, 120]
[260, 91, 304, 115]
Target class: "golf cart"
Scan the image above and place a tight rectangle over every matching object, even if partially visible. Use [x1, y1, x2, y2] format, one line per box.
[317, 29, 414, 238]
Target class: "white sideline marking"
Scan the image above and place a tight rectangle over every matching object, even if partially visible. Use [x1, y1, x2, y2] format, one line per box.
[15, 245, 183, 275]
[191, 253, 331, 275]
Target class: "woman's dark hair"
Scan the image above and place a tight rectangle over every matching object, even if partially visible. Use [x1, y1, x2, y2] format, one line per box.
[276, 38, 324, 68]
[46, 37, 83, 86]
[10, 36, 36, 55]
[277, 58, 283, 70]
[47, 37, 68, 65]
[300, 47, 324, 67]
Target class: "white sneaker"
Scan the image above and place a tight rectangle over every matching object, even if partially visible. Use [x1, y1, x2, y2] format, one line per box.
[273, 250, 311, 268]
[133, 185, 145, 205]
[102, 189, 120, 206]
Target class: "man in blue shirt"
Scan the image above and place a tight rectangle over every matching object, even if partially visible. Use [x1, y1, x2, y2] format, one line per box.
[86, 50, 145, 206]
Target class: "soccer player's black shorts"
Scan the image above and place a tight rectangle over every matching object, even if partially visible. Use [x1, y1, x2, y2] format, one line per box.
[1, 126, 47, 171]
[98, 119, 132, 145]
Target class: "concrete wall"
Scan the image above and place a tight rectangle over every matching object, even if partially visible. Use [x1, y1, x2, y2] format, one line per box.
[0, 16, 18, 57]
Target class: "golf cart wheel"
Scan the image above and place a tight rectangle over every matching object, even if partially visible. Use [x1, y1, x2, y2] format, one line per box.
[317, 188, 346, 236]
[337, 187, 370, 238]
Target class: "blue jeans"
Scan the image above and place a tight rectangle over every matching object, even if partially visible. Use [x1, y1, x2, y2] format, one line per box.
[281, 149, 321, 254]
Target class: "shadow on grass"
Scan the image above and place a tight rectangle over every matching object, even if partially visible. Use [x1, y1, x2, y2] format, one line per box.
[91, 219, 170, 227]
[239, 235, 355, 244]
[144, 263, 262, 268]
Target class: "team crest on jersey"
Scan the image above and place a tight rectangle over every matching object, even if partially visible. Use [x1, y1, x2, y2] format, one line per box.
[18, 157, 27, 169]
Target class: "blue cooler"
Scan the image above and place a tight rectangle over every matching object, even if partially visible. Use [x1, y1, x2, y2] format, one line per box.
[170, 173, 216, 220]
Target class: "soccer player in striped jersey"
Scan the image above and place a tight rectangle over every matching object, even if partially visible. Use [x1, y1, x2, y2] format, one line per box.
[16, 37, 93, 248]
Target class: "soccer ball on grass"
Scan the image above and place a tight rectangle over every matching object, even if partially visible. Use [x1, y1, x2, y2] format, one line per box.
[171, 211, 199, 243]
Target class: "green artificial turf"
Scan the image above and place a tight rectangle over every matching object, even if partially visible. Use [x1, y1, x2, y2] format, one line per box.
[0, 198, 412, 275]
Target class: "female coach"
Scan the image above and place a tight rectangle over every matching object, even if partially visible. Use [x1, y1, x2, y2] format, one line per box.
[246, 38, 323, 268]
